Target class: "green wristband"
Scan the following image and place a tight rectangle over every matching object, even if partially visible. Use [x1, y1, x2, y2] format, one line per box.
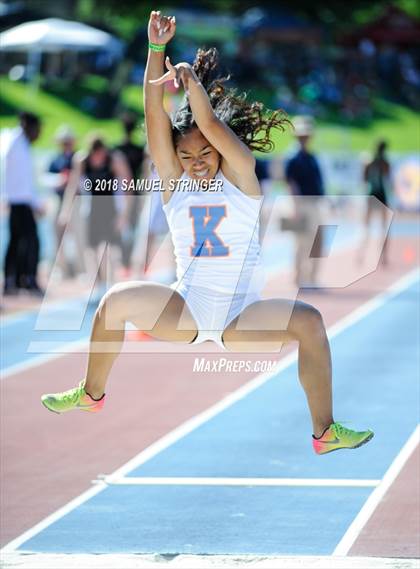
[149, 42, 166, 52]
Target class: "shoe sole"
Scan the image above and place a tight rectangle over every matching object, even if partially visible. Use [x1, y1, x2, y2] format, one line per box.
[41, 398, 100, 414]
[315, 431, 374, 455]
[41, 398, 61, 414]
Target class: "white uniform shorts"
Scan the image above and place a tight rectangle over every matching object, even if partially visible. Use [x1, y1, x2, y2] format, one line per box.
[171, 282, 261, 350]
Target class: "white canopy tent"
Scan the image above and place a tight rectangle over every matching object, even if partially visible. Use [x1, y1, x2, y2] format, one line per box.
[0, 18, 123, 83]
[0, 18, 123, 53]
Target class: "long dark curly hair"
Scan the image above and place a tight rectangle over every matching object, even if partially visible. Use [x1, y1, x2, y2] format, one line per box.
[171, 48, 290, 153]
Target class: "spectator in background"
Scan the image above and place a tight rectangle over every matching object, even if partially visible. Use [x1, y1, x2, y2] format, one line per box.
[285, 116, 325, 288]
[255, 157, 274, 241]
[3, 112, 44, 296]
[362, 140, 392, 266]
[114, 113, 145, 275]
[59, 136, 132, 301]
[255, 158, 270, 194]
[133, 149, 173, 280]
[49, 126, 76, 206]
[49, 125, 86, 278]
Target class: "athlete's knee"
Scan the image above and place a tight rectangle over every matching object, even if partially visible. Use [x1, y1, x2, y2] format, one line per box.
[291, 302, 324, 337]
[98, 283, 136, 323]
[303, 305, 325, 339]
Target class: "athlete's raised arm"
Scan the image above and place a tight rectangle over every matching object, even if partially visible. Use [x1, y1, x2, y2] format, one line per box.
[143, 11, 182, 183]
[149, 58, 255, 178]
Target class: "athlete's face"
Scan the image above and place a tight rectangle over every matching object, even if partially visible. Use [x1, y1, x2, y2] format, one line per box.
[176, 128, 220, 181]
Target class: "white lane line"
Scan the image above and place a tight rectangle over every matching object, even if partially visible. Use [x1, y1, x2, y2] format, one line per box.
[98, 476, 380, 488]
[1, 338, 89, 379]
[0, 484, 107, 554]
[333, 424, 420, 556]
[325, 267, 419, 339]
[1, 268, 419, 552]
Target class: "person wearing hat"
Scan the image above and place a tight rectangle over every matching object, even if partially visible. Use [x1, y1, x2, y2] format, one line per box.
[49, 125, 85, 278]
[285, 116, 325, 288]
[49, 125, 76, 206]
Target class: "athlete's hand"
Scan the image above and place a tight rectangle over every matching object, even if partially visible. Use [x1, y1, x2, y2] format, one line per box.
[149, 57, 194, 92]
[148, 11, 176, 45]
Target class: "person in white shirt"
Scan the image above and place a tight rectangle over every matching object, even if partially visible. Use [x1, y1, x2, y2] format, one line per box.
[3, 112, 44, 295]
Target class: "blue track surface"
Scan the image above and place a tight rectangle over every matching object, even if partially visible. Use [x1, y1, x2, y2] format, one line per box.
[15, 278, 419, 555]
[19, 486, 372, 555]
[1, 301, 98, 370]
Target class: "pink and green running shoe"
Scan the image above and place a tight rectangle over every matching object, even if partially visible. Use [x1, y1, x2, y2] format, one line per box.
[41, 380, 105, 414]
[313, 422, 374, 455]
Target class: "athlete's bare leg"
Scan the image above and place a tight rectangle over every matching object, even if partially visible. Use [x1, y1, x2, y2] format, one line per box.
[222, 299, 333, 437]
[84, 282, 197, 399]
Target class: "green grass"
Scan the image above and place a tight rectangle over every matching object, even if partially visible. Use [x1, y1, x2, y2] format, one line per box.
[120, 85, 144, 115]
[269, 99, 420, 155]
[0, 77, 144, 149]
[1, 76, 418, 154]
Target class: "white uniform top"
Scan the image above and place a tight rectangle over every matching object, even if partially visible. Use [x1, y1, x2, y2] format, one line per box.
[162, 169, 264, 296]
[0, 127, 41, 208]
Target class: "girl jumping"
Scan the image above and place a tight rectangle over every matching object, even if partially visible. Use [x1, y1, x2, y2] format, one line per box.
[42, 11, 373, 455]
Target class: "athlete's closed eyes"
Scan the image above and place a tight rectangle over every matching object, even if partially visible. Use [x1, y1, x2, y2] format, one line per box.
[180, 148, 213, 159]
